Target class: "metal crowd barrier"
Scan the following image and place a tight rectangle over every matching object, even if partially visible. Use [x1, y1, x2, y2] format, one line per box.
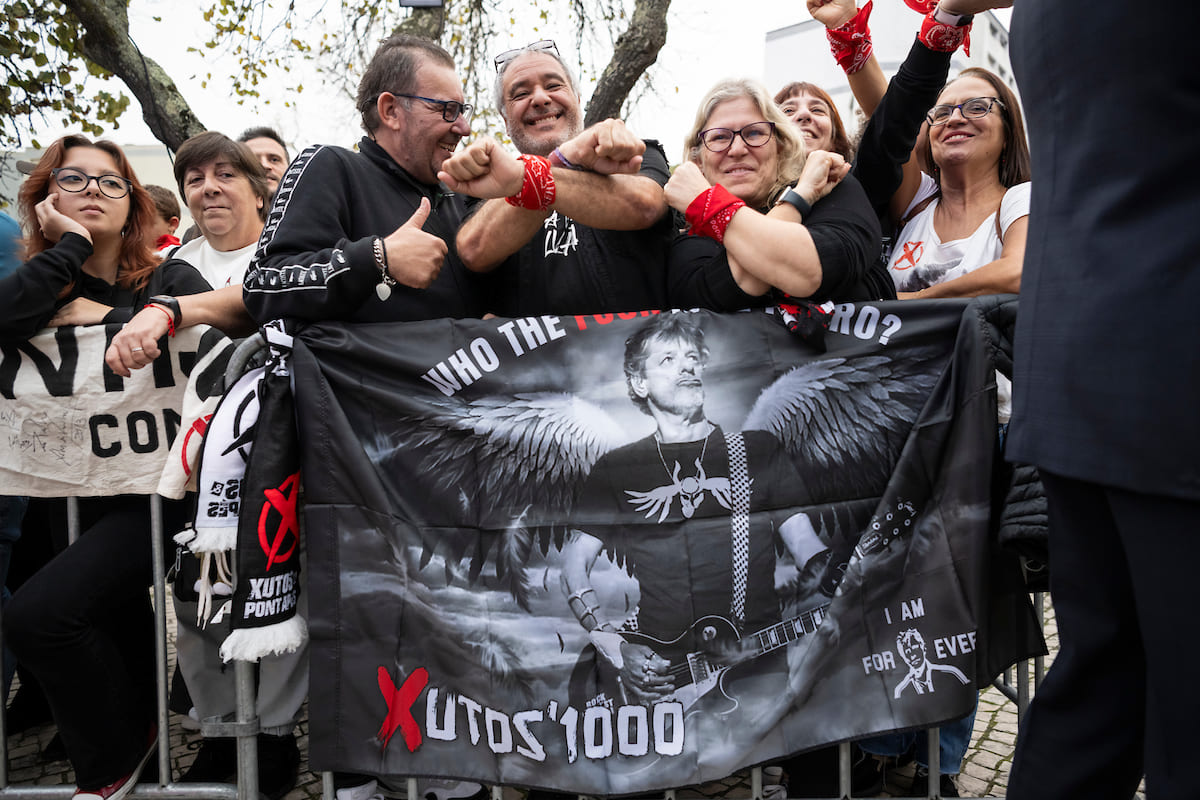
[0, 330, 274, 799]
[0, 493, 257, 799]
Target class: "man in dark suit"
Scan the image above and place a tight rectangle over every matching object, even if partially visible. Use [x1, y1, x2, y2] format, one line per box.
[1005, 3, 1200, 798]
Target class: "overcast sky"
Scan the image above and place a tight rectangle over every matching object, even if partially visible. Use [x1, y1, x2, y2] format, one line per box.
[24, 2, 1010, 159]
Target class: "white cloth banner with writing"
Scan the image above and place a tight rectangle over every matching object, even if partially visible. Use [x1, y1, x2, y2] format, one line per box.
[0, 323, 230, 498]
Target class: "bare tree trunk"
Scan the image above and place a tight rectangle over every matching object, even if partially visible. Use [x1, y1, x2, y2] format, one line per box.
[61, 0, 205, 151]
[584, 0, 671, 126]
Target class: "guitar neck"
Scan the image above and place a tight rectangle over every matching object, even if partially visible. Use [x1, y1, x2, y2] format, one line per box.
[749, 604, 830, 656]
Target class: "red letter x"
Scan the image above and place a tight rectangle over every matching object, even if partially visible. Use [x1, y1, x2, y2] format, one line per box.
[377, 666, 428, 752]
[896, 241, 923, 270]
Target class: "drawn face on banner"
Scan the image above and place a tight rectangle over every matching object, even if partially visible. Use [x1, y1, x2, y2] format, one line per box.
[630, 335, 706, 419]
[899, 629, 927, 670]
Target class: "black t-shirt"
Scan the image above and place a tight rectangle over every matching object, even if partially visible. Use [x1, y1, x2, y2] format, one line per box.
[573, 427, 811, 644]
[485, 140, 674, 317]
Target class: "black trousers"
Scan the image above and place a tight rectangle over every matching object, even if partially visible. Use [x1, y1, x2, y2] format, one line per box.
[1008, 471, 1200, 800]
[4, 495, 189, 789]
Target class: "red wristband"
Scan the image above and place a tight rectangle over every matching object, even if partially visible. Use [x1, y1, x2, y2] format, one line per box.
[825, 0, 874, 75]
[505, 155, 556, 211]
[919, 7, 971, 55]
[144, 303, 176, 337]
[684, 184, 747, 244]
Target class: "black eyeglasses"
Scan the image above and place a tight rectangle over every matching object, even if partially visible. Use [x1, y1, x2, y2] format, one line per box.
[392, 94, 474, 123]
[494, 39, 560, 71]
[926, 96, 1005, 126]
[697, 121, 776, 153]
[51, 167, 132, 199]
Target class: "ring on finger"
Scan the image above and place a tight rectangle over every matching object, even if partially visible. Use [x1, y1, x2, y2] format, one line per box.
[131, 346, 143, 352]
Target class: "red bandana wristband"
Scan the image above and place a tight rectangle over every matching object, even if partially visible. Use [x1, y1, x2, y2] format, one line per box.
[505, 154, 556, 211]
[144, 303, 176, 337]
[826, 0, 874, 75]
[685, 184, 747, 244]
[919, 7, 971, 55]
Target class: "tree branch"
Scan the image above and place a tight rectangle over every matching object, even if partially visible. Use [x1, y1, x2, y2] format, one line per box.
[584, 0, 671, 127]
[61, 0, 206, 151]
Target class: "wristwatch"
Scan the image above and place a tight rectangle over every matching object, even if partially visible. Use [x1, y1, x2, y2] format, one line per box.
[932, 4, 973, 26]
[147, 295, 181, 327]
[776, 187, 813, 219]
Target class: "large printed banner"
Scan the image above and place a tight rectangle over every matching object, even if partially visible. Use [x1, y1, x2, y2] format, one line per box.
[0, 324, 230, 498]
[294, 300, 1039, 794]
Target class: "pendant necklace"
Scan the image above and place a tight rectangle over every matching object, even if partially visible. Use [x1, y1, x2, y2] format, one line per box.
[655, 422, 713, 519]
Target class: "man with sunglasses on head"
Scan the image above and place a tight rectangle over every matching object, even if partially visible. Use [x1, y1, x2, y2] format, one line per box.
[438, 39, 672, 317]
[243, 33, 487, 326]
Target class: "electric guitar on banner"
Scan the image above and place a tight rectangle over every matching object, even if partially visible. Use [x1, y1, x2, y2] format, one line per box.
[574, 604, 830, 716]
[569, 500, 920, 714]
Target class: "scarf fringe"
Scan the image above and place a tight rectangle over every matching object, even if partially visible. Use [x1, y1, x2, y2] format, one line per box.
[220, 615, 307, 662]
[189, 526, 239, 554]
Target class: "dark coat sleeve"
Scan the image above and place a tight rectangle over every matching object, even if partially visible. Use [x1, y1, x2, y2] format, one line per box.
[851, 39, 953, 220]
[0, 232, 92, 342]
[806, 174, 883, 303]
[667, 175, 884, 308]
[639, 140, 671, 187]
[242, 146, 380, 324]
[101, 258, 213, 326]
[666, 230, 770, 311]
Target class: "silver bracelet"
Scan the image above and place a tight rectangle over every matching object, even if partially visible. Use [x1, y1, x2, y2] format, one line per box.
[373, 236, 396, 301]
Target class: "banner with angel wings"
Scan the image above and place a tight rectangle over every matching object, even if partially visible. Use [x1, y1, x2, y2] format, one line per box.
[290, 300, 1041, 793]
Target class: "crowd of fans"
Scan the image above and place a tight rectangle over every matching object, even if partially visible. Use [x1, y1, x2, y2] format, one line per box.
[11, 0, 1158, 798]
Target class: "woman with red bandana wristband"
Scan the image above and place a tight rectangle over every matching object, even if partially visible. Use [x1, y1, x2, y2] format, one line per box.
[664, 78, 892, 323]
[0, 135, 211, 800]
[812, 0, 1029, 302]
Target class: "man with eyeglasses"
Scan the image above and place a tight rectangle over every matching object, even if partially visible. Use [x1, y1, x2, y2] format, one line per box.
[240, 33, 490, 800]
[438, 39, 672, 317]
[243, 33, 487, 326]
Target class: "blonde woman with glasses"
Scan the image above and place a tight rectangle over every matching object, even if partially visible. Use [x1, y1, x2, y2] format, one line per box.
[663, 78, 892, 313]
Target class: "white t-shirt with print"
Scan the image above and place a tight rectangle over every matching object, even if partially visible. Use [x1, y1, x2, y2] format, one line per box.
[888, 174, 1031, 421]
[888, 174, 1031, 293]
[171, 238, 258, 288]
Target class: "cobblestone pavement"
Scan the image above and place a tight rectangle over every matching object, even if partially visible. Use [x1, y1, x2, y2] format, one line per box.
[1, 594, 1143, 799]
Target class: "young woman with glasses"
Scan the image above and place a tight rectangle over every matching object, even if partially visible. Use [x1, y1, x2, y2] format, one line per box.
[0, 134, 211, 340]
[0, 134, 210, 800]
[664, 78, 892, 311]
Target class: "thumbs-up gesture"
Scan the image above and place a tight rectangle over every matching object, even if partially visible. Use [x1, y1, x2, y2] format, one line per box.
[382, 198, 448, 289]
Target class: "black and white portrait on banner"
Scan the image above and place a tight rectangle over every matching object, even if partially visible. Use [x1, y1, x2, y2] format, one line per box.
[287, 302, 1043, 793]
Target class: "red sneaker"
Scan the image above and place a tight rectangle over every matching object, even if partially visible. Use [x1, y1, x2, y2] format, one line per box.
[73, 727, 158, 800]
